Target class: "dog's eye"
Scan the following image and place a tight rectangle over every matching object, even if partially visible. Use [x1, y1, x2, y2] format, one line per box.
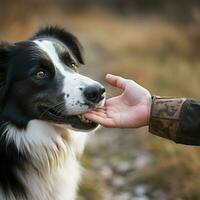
[35, 71, 48, 79]
[71, 63, 78, 71]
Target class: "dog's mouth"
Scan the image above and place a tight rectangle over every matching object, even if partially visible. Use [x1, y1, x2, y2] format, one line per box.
[39, 106, 98, 130]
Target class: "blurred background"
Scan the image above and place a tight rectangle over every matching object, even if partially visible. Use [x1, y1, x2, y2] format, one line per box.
[1, 0, 200, 199]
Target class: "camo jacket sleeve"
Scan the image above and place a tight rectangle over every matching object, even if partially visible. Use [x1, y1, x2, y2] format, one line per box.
[149, 96, 200, 145]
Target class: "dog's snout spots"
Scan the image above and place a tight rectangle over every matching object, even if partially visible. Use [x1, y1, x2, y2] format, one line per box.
[66, 94, 70, 98]
[75, 101, 80, 105]
[79, 88, 83, 91]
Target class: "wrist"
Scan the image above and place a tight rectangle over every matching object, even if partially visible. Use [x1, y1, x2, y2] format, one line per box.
[143, 95, 152, 126]
[135, 93, 152, 127]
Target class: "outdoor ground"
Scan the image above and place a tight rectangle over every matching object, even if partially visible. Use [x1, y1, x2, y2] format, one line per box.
[1, 7, 200, 200]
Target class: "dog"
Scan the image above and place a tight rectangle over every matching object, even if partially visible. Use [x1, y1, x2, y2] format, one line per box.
[0, 26, 105, 200]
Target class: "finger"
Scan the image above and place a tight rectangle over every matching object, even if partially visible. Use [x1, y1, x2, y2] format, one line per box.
[89, 111, 107, 118]
[83, 107, 106, 117]
[85, 108, 106, 115]
[94, 107, 106, 113]
[83, 113, 114, 127]
[105, 74, 128, 90]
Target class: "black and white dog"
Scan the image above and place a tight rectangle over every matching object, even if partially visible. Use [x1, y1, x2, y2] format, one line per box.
[0, 26, 105, 200]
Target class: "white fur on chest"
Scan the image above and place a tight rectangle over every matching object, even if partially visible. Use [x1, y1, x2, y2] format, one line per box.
[5, 120, 88, 200]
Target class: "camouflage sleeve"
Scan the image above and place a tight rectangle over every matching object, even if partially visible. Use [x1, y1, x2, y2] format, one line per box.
[149, 96, 200, 145]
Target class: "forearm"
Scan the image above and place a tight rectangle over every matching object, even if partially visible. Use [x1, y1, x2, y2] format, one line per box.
[149, 96, 200, 145]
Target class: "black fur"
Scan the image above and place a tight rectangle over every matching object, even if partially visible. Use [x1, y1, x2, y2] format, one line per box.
[0, 41, 63, 129]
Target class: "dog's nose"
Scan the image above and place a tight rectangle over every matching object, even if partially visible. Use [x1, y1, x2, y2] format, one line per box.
[84, 85, 105, 103]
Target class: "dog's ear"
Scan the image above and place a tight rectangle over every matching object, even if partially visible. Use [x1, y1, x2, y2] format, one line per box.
[32, 26, 84, 64]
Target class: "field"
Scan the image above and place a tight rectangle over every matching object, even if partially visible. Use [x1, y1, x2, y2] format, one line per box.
[1, 5, 200, 200]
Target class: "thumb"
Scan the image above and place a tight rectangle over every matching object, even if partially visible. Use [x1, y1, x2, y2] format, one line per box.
[105, 74, 128, 90]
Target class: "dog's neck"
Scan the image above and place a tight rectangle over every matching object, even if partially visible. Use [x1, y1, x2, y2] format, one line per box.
[0, 119, 88, 200]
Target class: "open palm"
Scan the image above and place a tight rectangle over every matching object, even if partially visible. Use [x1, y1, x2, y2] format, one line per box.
[84, 74, 151, 128]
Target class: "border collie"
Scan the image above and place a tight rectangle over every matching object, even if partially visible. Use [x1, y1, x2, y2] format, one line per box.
[0, 26, 105, 200]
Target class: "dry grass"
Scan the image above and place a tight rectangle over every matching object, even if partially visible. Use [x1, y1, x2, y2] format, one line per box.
[135, 134, 200, 199]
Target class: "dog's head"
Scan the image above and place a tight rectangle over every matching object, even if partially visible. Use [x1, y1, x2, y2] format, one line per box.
[0, 26, 105, 131]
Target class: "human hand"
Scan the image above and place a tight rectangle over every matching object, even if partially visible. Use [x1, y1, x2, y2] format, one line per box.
[83, 74, 152, 128]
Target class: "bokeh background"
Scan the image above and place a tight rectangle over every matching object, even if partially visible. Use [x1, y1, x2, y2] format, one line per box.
[1, 0, 200, 199]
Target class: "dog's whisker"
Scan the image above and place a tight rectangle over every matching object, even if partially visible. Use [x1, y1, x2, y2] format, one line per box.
[56, 105, 66, 114]
[39, 102, 66, 118]
[40, 103, 65, 117]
